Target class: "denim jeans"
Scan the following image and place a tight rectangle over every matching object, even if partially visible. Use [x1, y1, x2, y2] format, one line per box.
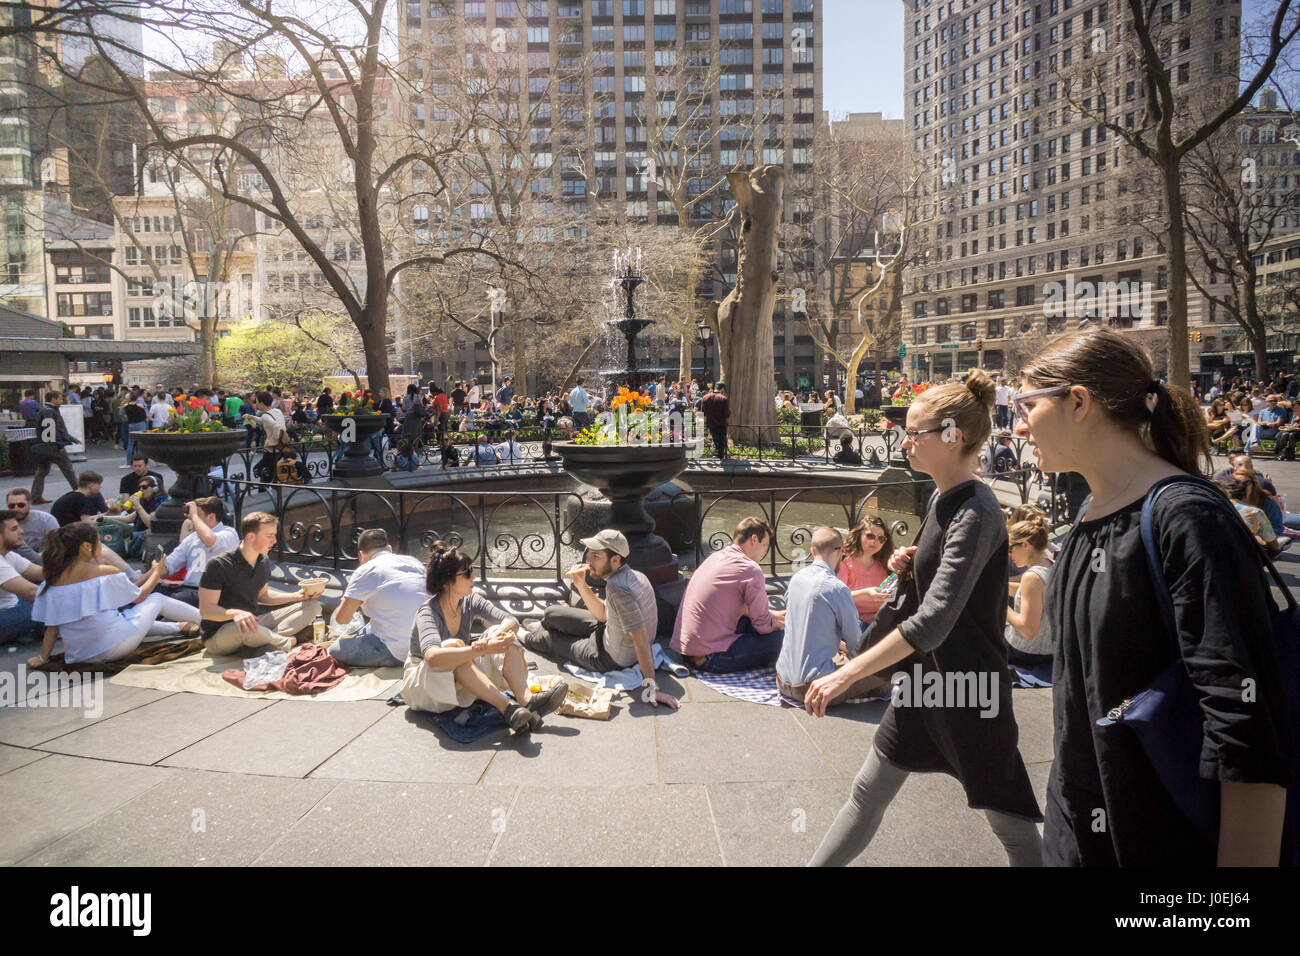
[328, 625, 403, 668]
[125, 421, 147, 464]
[696, 617, 784, 674]
[0, 597, 39, 643]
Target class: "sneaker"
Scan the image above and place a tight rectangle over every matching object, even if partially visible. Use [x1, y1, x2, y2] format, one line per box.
[525, 680, 569, 721]
[505, 702, 535, 734]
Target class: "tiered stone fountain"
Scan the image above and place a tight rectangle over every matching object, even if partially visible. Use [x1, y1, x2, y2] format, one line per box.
[556, 265, 694, 586]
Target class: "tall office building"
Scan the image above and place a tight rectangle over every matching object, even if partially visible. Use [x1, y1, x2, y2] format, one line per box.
[901, 0, 1243, 381]
[399, 0, 822, 387]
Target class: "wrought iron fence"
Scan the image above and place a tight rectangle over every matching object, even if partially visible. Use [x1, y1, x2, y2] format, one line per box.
[220, 464, 1081, 589]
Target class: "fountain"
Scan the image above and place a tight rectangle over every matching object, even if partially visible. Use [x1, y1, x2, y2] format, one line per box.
[600, 264, 655, 393]
[556, 258, 695, 587]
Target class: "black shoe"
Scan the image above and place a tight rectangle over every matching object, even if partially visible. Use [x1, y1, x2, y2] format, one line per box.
[525, 681, 569, 722]
[505, 702, 535, 734]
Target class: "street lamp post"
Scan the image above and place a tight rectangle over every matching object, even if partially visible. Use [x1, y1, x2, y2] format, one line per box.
[696, 318, 712, 384]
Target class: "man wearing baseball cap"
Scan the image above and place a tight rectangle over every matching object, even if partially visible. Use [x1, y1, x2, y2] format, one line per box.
[522, 529, 678, 707]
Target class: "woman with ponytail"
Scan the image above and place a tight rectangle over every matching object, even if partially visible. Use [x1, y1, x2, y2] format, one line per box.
[28, 523, 200, 666]
[1016, 328, 1291, 866]
[807, 369, 1043, 867]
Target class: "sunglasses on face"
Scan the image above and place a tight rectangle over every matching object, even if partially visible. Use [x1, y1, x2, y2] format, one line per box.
[8, 502, 28, 510]
[1013, 385, 1072, 421]
[862, 532, 886, 542]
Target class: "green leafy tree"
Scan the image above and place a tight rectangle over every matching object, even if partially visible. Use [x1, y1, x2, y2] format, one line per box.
[215, 317, 352, 394]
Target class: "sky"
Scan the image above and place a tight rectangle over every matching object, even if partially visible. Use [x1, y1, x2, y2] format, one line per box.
[823, 0, 905, 120]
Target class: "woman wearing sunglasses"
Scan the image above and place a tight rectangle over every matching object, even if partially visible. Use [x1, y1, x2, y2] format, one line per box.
[1017, 329, 1290, 866]
[400, 543, 568, 734]
[837, 516, 894, 632]
[807, 369, 1042, 867]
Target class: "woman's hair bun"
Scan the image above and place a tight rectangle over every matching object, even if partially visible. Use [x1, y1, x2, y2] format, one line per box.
[964, 368, 996, 410]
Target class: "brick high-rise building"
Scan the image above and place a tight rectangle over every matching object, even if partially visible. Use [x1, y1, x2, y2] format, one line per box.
[901, 0, 1244, 382]
[399, 0, 822, 389]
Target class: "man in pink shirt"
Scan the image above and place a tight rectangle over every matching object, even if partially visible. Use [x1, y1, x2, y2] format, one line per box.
[671, 517, 787, 673]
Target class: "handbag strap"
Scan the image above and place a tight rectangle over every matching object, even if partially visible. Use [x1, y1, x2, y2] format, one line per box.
[1139, 474, 1297, 659]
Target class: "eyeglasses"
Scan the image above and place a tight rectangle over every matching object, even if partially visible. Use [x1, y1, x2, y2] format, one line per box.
[862, 532, 886, 543]
[1012, 385, 1072, 422]
[902, 426, 945, 440]
[7, 502, 27, 510]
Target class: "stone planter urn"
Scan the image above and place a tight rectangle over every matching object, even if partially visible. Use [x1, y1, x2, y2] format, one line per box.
[555, 441, 695, 586]
[135, 429, 246, 549]
[321, 413, 391, 479]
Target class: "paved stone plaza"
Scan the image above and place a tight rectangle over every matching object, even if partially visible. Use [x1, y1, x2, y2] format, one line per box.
[2, 447, 1296, 867]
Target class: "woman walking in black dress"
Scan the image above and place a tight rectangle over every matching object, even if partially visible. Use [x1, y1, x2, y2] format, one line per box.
[1018, 329, 1291, 866]
[806, 370, 1042, 866]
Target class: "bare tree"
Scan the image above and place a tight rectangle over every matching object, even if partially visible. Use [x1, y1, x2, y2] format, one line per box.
[32, 0, 539, 398]
[1181, 113, 1300, 379]
[1055, 0, 1299, 390]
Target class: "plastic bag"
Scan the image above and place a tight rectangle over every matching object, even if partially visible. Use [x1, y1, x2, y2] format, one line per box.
[242, 650, 290, 689]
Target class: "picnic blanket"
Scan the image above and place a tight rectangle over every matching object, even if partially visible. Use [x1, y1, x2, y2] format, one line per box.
[1010, 661, 1053, 688]
[110, 650, 400, 701]
[693, 666, 893, 708]
[31, 638, 205, 676]
[561, 643, 689, 692]
[432, 699, 508, 743]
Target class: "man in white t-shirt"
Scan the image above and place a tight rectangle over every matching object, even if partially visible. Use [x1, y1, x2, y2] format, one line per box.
[994, 378, 1012, 430]
[4, 489, 59, 564]
[0, 509, 44, 642]
[148, 394, 173, 429]
[159, 497, 240, 606]
[495, 429, 525, 463]
[327, 528, 428, 667]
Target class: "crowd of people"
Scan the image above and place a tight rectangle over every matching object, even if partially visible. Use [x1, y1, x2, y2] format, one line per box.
[2, 330, 1297, 866]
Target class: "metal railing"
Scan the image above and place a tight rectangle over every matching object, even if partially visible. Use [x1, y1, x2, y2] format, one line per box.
[219, 465, 1081, 591]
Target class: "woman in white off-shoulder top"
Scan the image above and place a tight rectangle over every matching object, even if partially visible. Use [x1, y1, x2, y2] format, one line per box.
[29, 523, 200, 666]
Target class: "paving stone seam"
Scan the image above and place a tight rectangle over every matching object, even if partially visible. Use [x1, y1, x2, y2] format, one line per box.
[247, 779, 344, 866]
[784, 707, 846, 779]
[17, 690, 180, 749]
[701, 784, 729, 867]
[481, 785, 522, 867]
[140, 698, 282, 767]
[0, 749, 49, 776]
[295, 704, 399, 780]
[11, 761, 181, 867]
[474, 750, 499, 785]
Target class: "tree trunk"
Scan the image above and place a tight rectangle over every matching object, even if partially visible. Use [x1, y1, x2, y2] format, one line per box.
[199, 314, 217, 390]
[679, 333, 690, 385]
[715, 166, 783, 440]
[1161, 152, 1191, 390]
[842, 335, 873, 416]
[358, 318, 388, 396]
[1240, 274, 1269, 382]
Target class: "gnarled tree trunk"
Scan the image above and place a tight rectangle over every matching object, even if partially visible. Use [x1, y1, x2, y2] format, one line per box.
[716, 166, 783, 442]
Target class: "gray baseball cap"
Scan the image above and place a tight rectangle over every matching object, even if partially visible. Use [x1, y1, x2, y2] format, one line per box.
[580, 529, 630, 558]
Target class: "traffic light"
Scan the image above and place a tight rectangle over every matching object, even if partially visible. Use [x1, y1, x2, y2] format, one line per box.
[1189, 330, 1202, 343]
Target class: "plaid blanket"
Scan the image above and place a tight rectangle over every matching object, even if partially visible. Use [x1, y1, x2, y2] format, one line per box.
[692, 667, 892, 708]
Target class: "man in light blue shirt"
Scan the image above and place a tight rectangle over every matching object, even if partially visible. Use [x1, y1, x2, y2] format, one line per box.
[776, 526, 892, 706]
[569, 377, 591, 430]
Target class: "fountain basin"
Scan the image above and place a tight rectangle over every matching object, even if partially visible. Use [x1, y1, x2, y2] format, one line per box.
[555, 441, 696, 585]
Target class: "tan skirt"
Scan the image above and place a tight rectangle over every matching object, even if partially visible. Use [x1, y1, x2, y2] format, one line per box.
[399, 653, 507, 714]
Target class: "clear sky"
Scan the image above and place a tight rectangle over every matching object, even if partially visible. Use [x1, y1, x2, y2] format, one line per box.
[823, 0, 905, 119]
